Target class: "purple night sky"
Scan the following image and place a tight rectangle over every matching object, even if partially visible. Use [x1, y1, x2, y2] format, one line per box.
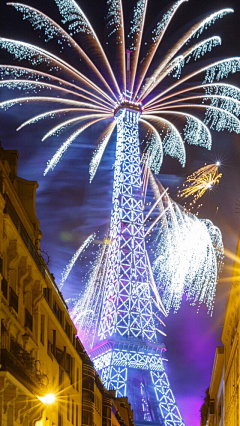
[0, 0, 240, 424]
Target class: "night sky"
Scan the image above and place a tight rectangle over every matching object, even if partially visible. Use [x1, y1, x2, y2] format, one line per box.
[0, 0, 240, 424]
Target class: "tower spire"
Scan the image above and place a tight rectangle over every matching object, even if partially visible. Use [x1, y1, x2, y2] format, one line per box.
[126, 49, 132, 95]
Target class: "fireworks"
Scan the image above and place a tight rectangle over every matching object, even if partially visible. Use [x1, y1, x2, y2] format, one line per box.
[70, 239, 110, 349]
[178, 163, 222, 209]
[0, 1, 239, 178]
[59, 233, 95, 289]
[149, 175, 224, 314]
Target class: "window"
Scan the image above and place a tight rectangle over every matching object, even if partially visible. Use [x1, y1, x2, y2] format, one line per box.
[65, 353, 72, 377]
[53, 300, 62, 324]
[59, 366, 64, 386]
[58, 411, 63, 426]
[82, 412, 89, 425]
[94, 394, 102, 415]
[72, 400, 74, 425]
[1, 277, 8, 299]
[43, 287, 50, 302]
[65, 321, 71, 338]
[76, 368, 79, 392]
[9, 270, 16, 292]
[40, 315, 45, 345]
[67, 396, 70, 421]
[9, 287, 18, 313]
[25, 308, 33, 331]
[76, 404, 78, 426]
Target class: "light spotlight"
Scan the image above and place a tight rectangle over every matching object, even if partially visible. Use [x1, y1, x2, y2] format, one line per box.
[38, 393, 56, 405]
[216, 161, 221, 167]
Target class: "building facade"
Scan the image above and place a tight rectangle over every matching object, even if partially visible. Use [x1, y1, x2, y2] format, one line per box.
[204, 235, 240, 426]
[0, 143, 134, 426]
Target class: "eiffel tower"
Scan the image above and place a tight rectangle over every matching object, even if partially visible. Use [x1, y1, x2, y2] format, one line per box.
[89, 104, 185, 426]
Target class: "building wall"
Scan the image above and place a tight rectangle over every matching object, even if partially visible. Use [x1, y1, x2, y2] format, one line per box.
[205, 233, 240, 426]
[0, 144, 83, 425]
[0, 143, 135, 426]
[207, 346, 224, 426]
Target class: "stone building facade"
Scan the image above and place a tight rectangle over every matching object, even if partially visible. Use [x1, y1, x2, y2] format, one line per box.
[204, 235, 240, 426]
[0, 143, 134, 426]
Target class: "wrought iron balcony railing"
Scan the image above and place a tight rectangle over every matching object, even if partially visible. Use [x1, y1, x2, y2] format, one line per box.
[0, 348, 46, 393]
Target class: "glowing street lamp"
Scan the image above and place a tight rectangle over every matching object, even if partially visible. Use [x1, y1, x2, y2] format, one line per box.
[38, 393, 56, 405]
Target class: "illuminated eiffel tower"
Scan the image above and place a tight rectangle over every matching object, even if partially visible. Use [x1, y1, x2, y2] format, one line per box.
[89, 104, 185, 426]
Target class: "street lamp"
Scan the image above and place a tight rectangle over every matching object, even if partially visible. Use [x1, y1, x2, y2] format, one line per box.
[38, 393, 56, 405]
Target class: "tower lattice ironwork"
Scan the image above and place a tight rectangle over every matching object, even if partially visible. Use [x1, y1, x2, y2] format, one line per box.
[89, 106, 185, 426]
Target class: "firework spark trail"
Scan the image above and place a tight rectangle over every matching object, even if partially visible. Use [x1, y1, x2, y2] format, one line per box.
[145, 208, 170, 237]
[133, 0, 188, 100]
[44, 117, 108, 175]
[178, 163, 222, 202]
[0, 65, 115, 108]
[145, 252, 167, 319]
[41, 113, 111, 141]
[106, 0, 126, 92]
[145, 57, 240, 108]
[146, 83, 240, 110]
[59, 233, 96, 289]
[142, 114, 186, 166]
[141, 36, 222, 98]
[128, 0, 148, 94]
[140, 118, 163, 174]
[54, 0, 121, 96]
[89, 121, 116, 182]
[139, 8, 234, 101]
[146, 94, 240, 112]
[145, 105, 240, 135]
[149, 177, 224, 314]
[0, 79, 113, 110]
[146, 111, 212, 149]
[0, 96, 110, 111]
[141, 151, 150, 197]
[0, 38, 115, 103]
[71, 240, 110, 349]
[8, 2, 118, 100]
[144, 189, 168, 223]
[16, 108, 108, 131]
[137, 34, 221, 102]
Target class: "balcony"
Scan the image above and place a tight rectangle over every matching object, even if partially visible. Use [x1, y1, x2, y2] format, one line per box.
[9, 287, 18, 313]
[0, 348, 47, 394]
